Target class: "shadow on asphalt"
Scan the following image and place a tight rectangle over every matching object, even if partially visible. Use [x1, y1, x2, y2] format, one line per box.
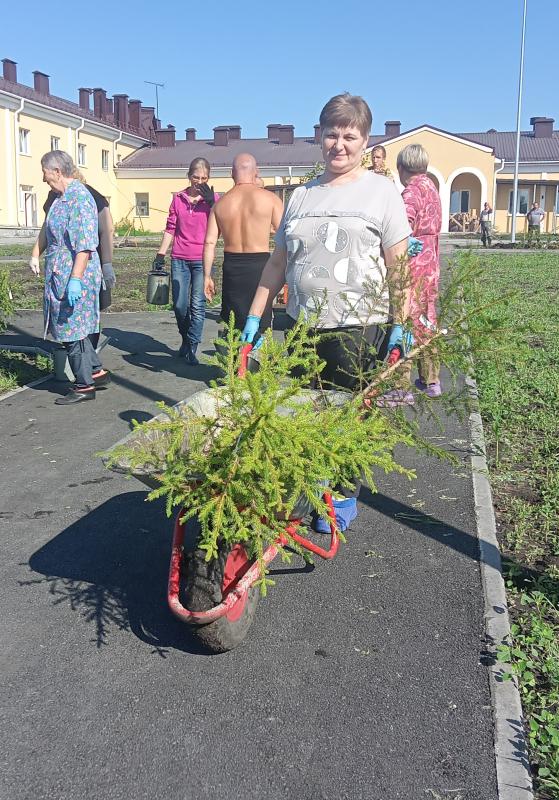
[26, 492, 210, 657]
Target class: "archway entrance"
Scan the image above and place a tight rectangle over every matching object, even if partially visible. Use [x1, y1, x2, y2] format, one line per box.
[449, 173, 482, 232]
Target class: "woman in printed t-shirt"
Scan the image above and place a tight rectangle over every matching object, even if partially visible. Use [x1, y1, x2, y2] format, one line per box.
[240, 93, 412, 530]
[153, 157, 219, 365]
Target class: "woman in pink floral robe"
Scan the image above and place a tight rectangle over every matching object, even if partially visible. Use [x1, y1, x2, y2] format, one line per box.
[397, 144, 442, 396]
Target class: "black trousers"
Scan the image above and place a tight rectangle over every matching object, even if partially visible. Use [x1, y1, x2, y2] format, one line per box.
[64, 338, 102, 388]
[285, 316, 387, 498]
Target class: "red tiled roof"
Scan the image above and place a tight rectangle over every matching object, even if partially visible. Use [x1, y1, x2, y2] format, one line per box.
[118, 126, 559, 170]
[0, 77, 149, 139]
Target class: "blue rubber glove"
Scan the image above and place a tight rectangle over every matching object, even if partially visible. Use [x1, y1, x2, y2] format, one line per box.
[240, 315, 263, 348]
[408, 237, 424, 258]
[66, 277, 83, 307]
[387, 324, 414, 356]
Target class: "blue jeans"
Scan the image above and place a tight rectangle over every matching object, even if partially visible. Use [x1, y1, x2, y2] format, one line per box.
[171, 259, 205, 347]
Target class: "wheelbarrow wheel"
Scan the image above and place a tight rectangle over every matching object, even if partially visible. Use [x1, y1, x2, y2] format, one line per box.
[181, 518, 259, 653]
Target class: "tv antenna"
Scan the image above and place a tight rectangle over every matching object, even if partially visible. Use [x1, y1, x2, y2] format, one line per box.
[144, 80, 165, 121]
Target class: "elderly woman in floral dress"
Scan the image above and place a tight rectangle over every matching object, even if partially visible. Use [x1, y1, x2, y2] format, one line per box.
[390, 143, 443, 403]
[41, 150, 104, 405]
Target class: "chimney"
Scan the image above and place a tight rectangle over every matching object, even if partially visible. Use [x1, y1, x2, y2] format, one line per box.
[155, 124, 176, 147]
[32, 70, 49, 95]
[267, 123, 282, 141]
[2, 58, 17, 83]
[186, 127, 196, 141]
[228, 125, 241, 140]
[128, 99, 141, 131]
[530, 116, 554, 139]
[314, 124, 321, 144]
[384, 120, 401, 138]
[278, 125, 294, 145]
[214, 126, 229, 146]
[93, 88, 107, 119]
[78, 88, 91, 112]
[113, 94, 129, 129]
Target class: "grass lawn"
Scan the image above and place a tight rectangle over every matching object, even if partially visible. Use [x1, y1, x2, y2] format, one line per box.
[0, 242, 226, 313]
[0, 349, 52, 395]
[466, 251, 559, 799]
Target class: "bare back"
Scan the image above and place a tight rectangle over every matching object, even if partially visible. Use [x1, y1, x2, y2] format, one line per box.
[214, 185, 283, 253]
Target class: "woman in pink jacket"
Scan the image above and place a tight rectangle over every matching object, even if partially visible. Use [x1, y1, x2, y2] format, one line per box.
[396, 143, 443, 400]
[153, 157, 218, 365]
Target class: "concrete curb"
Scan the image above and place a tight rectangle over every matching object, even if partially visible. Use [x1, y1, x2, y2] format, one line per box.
[467, 374, 534, 800]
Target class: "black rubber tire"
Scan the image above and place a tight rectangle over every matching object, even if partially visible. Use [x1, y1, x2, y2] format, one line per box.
[181, 517, 259, 653]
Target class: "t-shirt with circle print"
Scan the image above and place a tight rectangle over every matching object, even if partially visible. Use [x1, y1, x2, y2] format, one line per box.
[275, 171, 411, 329]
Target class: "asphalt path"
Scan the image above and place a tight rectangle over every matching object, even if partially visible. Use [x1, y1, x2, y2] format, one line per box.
[1, 302, 497, 799]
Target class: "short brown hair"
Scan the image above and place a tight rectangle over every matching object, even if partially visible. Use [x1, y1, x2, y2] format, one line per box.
[372, 145, 386, 158]
[188, 157, 211, 177]
[319, 93, 372, 138]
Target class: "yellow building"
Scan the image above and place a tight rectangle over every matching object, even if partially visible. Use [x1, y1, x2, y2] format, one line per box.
[2, 55, 558, 238]
[0, 58, 151, 230]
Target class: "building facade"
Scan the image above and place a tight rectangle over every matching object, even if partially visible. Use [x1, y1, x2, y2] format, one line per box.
[0, 58, 153, 230]
[2, 55, 558, 237]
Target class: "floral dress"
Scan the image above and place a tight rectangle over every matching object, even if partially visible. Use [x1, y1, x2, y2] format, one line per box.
[402, 173, 442, 340]
[43, 180, 101, 342]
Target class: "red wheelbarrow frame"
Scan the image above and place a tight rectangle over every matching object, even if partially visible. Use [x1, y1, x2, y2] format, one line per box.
[167, 344, 341, 626]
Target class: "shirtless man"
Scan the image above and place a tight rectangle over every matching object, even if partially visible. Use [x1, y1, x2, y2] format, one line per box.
[203, 153, 283, 333]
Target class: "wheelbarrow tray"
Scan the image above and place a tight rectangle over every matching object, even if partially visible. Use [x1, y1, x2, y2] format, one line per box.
[103, 384, 351, 493]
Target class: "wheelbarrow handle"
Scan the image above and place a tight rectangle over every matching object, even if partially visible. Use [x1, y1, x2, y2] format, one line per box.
[238, 344, 253, 377]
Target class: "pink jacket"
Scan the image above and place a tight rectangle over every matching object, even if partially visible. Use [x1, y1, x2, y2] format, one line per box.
[165, 189, 219, 260]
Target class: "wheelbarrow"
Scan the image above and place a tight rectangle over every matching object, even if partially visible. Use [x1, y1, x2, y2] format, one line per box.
[104, 345, 343, 653]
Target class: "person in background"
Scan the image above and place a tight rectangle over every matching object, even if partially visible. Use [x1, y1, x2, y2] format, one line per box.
[203, 153, 283, 336]
[29, 170, 114, 388]
[526, 201, 544, 245]
[240, 93, 412, 531]
[153, 157, 218, 365]
[387, 143, 442, 403]
[479, 201, 492, 247]
[370, 145, 393, 179]
[38, 150, 104, 404]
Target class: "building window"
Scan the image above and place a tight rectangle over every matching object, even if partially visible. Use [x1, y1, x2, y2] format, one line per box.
[135, 193, 149, 217]
[101, 149, 109, 171]
[450, 190, 470, 214]
[19, 128, 30, 154]
[77, 143, 86, 167]
[508, 188, 530, 215]
[51, 136, 60, 151]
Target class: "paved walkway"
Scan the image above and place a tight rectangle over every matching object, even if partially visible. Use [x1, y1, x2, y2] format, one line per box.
[0, 293, 500, 798]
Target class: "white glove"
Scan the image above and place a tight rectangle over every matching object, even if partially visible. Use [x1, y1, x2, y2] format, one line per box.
[101, 263, 116, 289]
[29, 256, 40, 276]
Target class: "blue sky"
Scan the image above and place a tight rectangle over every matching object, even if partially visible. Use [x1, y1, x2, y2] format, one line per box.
[1, 0, 557, 139]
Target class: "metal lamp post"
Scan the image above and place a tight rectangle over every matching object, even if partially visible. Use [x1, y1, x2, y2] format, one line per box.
[511, 0, 528, 243]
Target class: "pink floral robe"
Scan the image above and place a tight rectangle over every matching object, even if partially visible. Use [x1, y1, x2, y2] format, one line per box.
[402, 174, 442, 340]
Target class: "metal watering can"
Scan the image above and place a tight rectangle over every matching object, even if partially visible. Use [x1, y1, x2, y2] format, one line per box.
[146, 270, 170, 306]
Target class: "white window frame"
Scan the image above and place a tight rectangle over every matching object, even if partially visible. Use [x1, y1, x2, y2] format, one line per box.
[101, 149, 109, 171]
[508, 188, 530, 216]
[50, 135, 60, 151]
[77, 143, 87, 167]
[19, 128, 30, 155]
[450, 189, 470, 214]
[135, 193, 149, 217]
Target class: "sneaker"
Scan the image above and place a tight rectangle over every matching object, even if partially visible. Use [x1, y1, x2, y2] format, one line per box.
[178, 341, 189, 358]
[376, 389, 415, 408]
[313, 497, 358, 533]
[55, 387, 96, 405]
[415, 379, 442, 398]
[185, 346, 199, 366]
